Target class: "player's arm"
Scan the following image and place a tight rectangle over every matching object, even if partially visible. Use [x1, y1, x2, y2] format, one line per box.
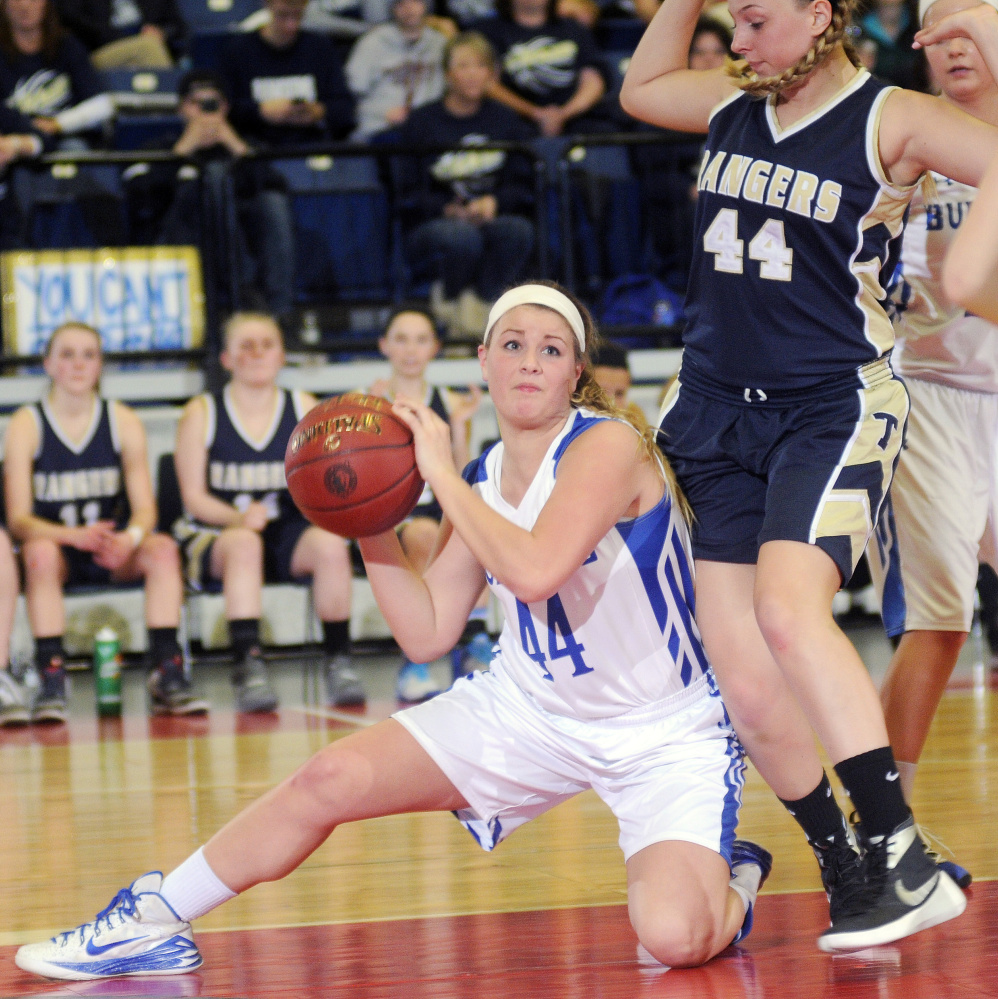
[357, 519, 485, 661]
[619, 0, 735, 133]
[944, 153, 998, 323]
[174, 397, 247, 528]
[443, 386, 480, 470]
[405, 410, 657, 603]
[3, 407, 82, 545]
[115, 403, 156, 537]
[879, 88, 998, 189]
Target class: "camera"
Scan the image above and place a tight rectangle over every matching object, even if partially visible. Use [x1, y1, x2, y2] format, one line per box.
[197, 96, 221, 113]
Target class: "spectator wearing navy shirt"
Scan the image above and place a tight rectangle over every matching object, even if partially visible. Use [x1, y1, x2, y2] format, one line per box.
[218, 0, 355, 147]
[472, 0, 610, 136]
[391, 31, 535, 335]
[0, 0, 113, 144]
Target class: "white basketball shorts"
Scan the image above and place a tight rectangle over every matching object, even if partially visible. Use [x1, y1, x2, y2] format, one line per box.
[394, 665, 745, 863]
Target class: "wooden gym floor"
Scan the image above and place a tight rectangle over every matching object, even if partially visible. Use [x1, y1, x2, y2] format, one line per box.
[1, 615, 996, 999]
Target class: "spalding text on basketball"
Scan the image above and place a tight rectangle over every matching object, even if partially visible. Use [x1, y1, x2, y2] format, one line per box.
[288, 413, 383, 455]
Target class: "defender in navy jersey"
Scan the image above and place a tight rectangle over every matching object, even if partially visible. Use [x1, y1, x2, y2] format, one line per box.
[172, 313, 363, 713]
[3, 322, 207, 724]
[367, 307, 483, 702]
[15, 282, 774, 983]
[621, 0, 995, 952]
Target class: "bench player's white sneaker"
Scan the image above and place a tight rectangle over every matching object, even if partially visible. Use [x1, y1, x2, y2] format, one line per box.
[15, 873, 202, 980]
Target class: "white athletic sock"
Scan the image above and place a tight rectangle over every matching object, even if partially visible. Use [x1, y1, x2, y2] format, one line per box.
[729, 860, 762, 943]
[897, 760, 918, 804]
[160, 847, 237, 923]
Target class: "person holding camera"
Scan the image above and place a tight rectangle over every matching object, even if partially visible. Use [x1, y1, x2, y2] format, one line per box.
[124, 70, 297, 324]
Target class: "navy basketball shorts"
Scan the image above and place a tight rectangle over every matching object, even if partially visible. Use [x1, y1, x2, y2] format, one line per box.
[658, 360, 909, 583]
[177, 512, 312, 589]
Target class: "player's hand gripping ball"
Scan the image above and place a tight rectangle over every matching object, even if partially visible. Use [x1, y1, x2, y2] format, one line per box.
[285, 393, 424, 537]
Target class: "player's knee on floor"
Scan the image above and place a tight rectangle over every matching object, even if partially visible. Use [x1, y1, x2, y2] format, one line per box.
[630, 905, 717, 969]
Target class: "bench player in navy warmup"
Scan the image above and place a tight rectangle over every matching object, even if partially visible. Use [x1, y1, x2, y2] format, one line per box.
[172, 312, 363, 713]
[620, 0, 998, 952]
[4, 322, 207, 723]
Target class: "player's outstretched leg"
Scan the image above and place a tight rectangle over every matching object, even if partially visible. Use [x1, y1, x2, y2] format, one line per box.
[14, 873, 201, 981]
[817, 815, 966, 952]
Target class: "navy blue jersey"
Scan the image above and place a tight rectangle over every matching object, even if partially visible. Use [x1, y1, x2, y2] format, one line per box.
[203, 387, 307, 523]
[682, 70, 915, 398]
[30, 398, 126, 528]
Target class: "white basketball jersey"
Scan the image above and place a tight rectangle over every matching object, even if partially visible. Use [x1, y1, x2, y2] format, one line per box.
[892, 173, 998, 393]
[466, 408, 710, 720]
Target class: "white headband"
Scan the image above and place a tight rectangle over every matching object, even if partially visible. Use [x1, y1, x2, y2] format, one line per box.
[920, 0, 998, 24]
[484, 285, 586, 352]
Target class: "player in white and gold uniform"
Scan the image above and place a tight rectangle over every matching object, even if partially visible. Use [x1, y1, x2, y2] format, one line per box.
[867, 0, 998, 887]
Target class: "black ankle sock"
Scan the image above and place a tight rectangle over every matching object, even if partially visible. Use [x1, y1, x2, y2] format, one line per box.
[35, 636, 64, 672]
[229, 619, 260, 662]
[149, 627, 181, 665]
[834, 747, 911, 841]
[779, 771, 848, 845]
[322, 620, 350, 657]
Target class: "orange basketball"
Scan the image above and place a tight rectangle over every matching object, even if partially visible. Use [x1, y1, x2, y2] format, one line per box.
[284, 393, 423, 538]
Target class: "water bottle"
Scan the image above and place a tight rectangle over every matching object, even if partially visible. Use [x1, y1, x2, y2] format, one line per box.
[94, 627, 122, 717]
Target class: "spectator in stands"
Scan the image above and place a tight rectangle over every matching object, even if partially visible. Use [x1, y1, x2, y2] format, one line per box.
[172, 312, 364, 713]
[0, 530, 28, 727]
[472, 0, 611, 136]
[345, 0, 447, 140]
[53, 0, 184, 69]
[3, 321, 209, 725]
[123, 70, 297, 327]
[391, 32, 535, 336]
[858, 0, 925, 90]
[366, 307, 483, 701]
[245, 0, 458, 42]
[0, 0, 114, 144]
[218, 0, 355, 148]
[448, 0, 599, 30]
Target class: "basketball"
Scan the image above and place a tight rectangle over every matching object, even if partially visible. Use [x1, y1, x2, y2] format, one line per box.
[284, 393, 423, 538]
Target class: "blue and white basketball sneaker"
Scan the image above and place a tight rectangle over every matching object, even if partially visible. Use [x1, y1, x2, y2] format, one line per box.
[15, 873, 202, 981]
[730, 839, 773, 944]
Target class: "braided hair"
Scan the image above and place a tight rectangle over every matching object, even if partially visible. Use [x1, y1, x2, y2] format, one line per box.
[726, 0, 862, 97]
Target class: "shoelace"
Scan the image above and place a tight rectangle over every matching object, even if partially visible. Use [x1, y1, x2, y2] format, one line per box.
[57, 888, 139, 947]
[815, 838, 869, 921]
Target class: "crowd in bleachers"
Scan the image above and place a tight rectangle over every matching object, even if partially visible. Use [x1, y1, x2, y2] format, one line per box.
[0, 0, 932, 336]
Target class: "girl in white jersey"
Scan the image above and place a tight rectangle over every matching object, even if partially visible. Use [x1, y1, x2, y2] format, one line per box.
[868, 0, 998, 891]
[620, 0, 998, 954]
[15, 282, 771, 982]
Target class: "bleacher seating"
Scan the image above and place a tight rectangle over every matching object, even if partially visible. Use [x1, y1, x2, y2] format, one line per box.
[271, 155, 392, 304]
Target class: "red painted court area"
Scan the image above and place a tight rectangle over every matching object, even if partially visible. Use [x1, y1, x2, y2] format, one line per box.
[2, 885, 997, 999]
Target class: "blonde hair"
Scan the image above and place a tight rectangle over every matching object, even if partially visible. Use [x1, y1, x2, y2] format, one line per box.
[486, 279, 692, 522]
[221, 311, 284, 351]
[726, 0, 861, 97]
[444, 31, 496, 72]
